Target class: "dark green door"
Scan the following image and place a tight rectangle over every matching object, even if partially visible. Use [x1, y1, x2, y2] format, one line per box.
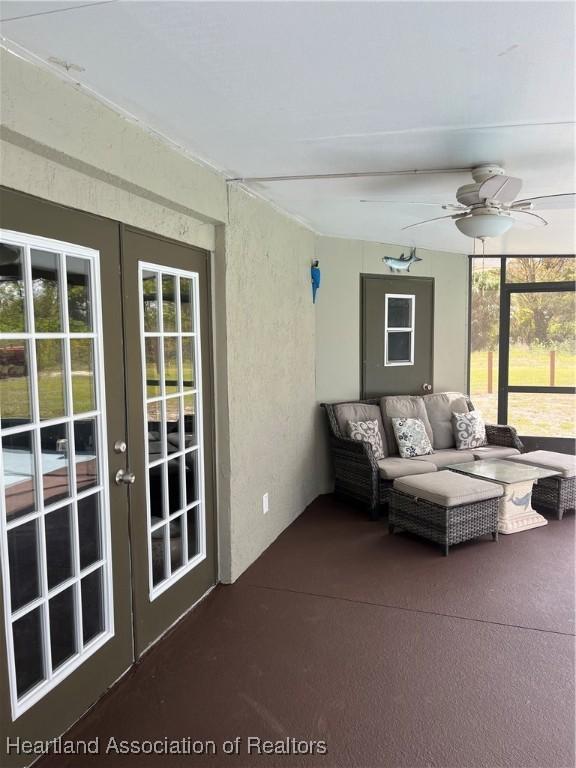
[0, 188, 134, 767]
[0, 191, 217, 765]
[362, 275, 434, 397]
[121, 228, 217, 656]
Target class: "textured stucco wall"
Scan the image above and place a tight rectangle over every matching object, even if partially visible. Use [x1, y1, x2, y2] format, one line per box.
[0, 49, 226, 235]
[0, 48, 320, 585]
[315, 236, 469, 491]
[0, 137, 216, 251]
[222, 187, 318, 580]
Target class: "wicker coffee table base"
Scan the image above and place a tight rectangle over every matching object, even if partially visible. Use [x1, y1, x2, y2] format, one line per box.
[388, 489, 499, 556]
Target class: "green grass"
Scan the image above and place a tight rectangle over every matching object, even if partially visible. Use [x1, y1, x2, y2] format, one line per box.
[2, 360, 196, 422]
[470, 348, 575, 437]
[0, 373, 95, 420]
[470, 348, 575, 391]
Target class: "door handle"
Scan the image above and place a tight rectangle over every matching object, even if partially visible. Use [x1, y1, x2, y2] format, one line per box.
[422, 383, 432, 392]
[115, 468, 136, 485]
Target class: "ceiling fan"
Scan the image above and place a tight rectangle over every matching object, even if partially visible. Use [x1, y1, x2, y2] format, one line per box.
[360, 165, 575, 240]
[230, 164, 574, 241]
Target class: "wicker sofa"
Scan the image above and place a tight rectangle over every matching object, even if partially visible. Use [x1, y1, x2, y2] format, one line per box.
[322, 392, 524, 517]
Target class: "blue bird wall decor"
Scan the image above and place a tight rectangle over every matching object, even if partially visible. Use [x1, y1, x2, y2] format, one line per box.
[311, 260, 321, 303]
[383, 248, 422, 273]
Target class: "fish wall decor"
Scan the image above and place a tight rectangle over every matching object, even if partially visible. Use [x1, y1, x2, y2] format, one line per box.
[383, 248, 422, 273]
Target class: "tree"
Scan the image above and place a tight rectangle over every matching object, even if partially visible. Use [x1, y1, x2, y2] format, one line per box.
[471, 267, 500, 351]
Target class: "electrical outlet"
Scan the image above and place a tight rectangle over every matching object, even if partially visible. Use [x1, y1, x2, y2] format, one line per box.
[262, 492, 269, 514]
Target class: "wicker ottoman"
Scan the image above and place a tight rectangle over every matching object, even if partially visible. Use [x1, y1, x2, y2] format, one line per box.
[388, 470, 502, 556]
[505, 451, 576, 520]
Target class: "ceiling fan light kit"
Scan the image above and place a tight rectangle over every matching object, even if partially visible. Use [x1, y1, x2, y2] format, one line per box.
[455, 210, 514, 239]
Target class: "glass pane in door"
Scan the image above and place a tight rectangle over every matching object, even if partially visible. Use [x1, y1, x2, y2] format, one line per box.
[139, 265, 205, 598]
[0, 232, 113, 719]
[0, 340, 32, 425]
[509, 291, 576, 387]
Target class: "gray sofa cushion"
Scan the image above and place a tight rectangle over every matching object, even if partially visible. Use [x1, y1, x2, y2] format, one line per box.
[380, 396, 433, 456]
[411, 449, 475, 468]
[393, 470, 503, 507]
[423, 392, 469, 449]
[333, 403, 388, 456]
[472, 446, 520, 460]
[505, 450, 576, 479]
[378, 457, 437, 480]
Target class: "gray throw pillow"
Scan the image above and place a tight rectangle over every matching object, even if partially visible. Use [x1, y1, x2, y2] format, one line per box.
[391, 417, 434, 458]
[348, 419, 385, 459]
[452, 411, 487, 449]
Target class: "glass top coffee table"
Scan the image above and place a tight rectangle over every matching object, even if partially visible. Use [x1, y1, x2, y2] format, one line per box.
[446, 459, 559, 534]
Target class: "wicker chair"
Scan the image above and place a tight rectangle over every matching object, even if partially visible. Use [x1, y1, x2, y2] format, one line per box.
[322, 397, 524, 517]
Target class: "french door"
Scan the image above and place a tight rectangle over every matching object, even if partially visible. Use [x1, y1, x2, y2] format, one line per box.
[122, 228, 216, 655]
[497, 266, 576, 453]
[0, 189, 216, 764]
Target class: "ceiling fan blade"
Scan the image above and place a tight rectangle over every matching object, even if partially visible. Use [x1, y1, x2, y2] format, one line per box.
[360, 201, 469, 213]
[401, 213, 462, 231]
[360, 200, 447, 206]
[510, 210, 548, 227]
[478, 175, 522, 203]
[511, 193, 576, 211]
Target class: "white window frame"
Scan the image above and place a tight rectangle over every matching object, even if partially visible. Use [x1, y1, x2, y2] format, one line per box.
[384, 293, 415, 367]
[138, 262, 206, 602]
[0, 230, 114, 720]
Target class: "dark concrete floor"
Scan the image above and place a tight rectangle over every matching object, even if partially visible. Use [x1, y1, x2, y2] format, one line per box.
[38, 495, 575, 768]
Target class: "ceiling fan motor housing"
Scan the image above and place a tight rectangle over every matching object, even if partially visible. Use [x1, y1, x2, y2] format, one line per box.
[456, 165, 509, 206]
[456, 183, 490, 207]
[470, 165, 505, 182]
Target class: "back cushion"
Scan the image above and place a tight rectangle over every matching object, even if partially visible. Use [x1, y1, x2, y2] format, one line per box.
[423, 392, 470, 449]
[333, 403, 388, 457]
[380, 396, 433, 456]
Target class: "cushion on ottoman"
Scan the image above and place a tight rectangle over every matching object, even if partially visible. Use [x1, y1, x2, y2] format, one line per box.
[393, 470, 503, 507]
[506, 451, 575, 479]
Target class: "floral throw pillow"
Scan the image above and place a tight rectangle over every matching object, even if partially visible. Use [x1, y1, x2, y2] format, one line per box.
[348, 419, 385, 460]
[391, 417, 434, 458]
[452, 410, 487, 449]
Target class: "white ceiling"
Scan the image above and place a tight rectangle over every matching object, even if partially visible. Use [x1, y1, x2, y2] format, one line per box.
[1, 0, 575, 254]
